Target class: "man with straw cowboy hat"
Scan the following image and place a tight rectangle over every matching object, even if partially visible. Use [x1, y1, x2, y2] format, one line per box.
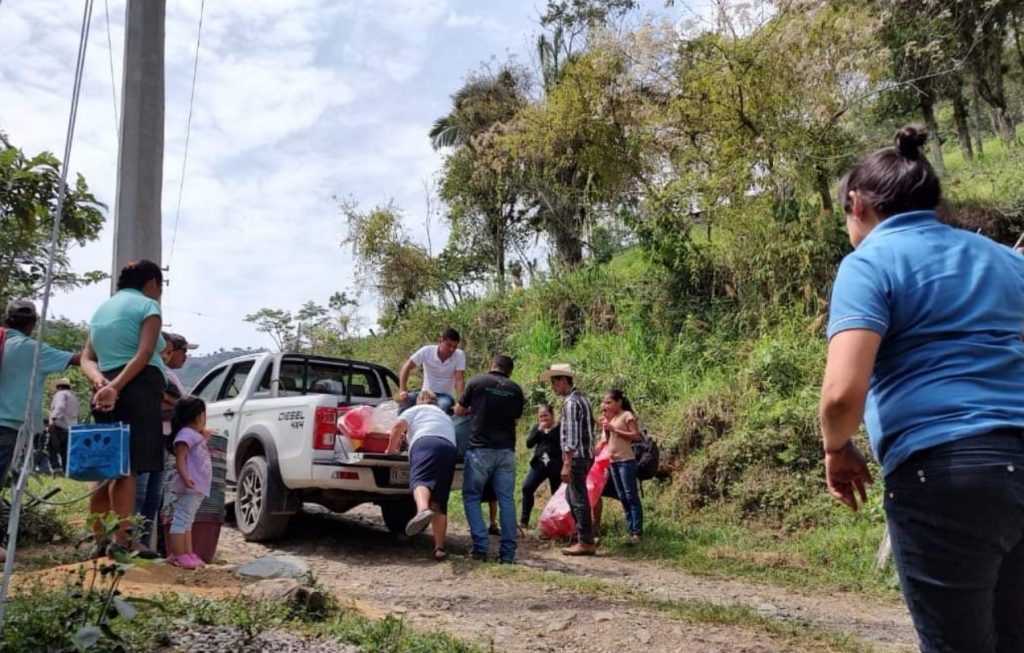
[48, 375, 80, 474]
[539, 363, 597, 556]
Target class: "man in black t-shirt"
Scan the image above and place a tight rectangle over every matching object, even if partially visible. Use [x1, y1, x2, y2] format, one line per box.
[454, 355, 525, 562]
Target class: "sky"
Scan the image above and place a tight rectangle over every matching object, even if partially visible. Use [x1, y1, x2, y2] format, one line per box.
[0, 0, 709, 354]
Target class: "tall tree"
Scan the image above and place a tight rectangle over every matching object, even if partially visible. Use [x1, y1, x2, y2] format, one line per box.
[341, 200, 443, 323]
[497, 45, 650, 267]
[948, 75, 974, 162]
[432, 67, 533, 287]
[875, 0, 958, 173]
[950, 0, 1018, 146]
[245, 293, 362, 354]
[0, 133, 105, 303]
[540, 0, 638, 54]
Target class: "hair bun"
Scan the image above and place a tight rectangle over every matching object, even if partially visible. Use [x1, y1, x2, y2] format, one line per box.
[894, 124, 928, 159]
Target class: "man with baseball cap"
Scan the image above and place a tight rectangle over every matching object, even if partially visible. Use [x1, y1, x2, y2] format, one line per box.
[539, 363, 597, 556]
[133, 331, 197, 551]
[0, 299, 81, 559]
[162, 332, 196, 398]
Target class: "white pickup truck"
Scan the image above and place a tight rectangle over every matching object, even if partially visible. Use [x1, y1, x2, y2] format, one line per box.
[191, 351, 462, 541]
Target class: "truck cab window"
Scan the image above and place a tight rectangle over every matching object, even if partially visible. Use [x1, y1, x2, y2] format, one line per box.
[221, 361, 255, 400]
[278, 361, 305, 395]
[194, 366, 229, 403]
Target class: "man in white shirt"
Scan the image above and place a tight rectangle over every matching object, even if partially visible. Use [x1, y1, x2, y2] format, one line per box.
[397, 328, 466, 414]
[47, 377, 79, 473]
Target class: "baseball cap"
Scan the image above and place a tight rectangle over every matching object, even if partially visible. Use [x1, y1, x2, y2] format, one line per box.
[167, 332, 199, 350]
[5, 299, 38, 320]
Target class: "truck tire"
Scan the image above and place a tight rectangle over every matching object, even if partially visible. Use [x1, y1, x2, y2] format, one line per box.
[379, 497, 418, 536]
[236, 455, 291, 542]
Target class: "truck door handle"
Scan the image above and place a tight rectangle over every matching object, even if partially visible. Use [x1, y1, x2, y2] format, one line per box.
[223, 410, 235, 419]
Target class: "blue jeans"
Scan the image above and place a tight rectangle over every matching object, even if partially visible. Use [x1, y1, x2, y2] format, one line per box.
[169, 491, 203, 534]
[134, 470, 164, 548]
[462, 447, 517, 561]
[399, 392, 455, 415]
[884, 431, 1024, 653]
[610, 459, 643, 536]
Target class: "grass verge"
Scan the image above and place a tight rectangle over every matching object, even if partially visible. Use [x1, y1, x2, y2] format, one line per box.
[3, 586, 483, 653]
[591, 497, 901, 600]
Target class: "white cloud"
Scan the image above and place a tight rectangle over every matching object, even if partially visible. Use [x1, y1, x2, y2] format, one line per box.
[0, 0, 677, 354]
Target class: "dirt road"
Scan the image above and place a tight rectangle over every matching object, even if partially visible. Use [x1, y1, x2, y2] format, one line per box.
[215, 505, 916, 653]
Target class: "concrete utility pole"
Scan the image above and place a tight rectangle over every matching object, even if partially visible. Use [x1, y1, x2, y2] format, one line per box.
[111, 0, 165, 289]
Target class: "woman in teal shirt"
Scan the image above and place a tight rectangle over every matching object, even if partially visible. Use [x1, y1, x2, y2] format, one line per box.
[81, 260, 166, 554]
[820, 126, 1024, 652]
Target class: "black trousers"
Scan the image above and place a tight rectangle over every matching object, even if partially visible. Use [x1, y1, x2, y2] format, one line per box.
[47, 424, 68, 471]
[567, 457, 594, 545]
[520, 463, 560, 526]
[885, 431, 1024, 653]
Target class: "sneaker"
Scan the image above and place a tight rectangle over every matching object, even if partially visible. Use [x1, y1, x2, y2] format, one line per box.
[184, 553, 206, 568]
[469, 549, 489, 561]
[405, 509, 435, 537]
[561, 542, 598, 556]
[499, 558, 514, 565]
[488, 525, 500, 536]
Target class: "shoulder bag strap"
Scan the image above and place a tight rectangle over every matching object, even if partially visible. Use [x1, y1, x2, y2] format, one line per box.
[0, 327, 7, 378]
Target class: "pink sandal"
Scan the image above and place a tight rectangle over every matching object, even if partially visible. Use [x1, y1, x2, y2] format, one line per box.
[167, 554, 202, 570]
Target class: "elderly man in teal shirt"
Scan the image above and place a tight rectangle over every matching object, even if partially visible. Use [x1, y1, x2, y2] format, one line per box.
[0, 299, 80, 558]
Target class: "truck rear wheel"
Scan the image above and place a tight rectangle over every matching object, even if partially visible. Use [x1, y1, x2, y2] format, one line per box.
[380, 498, 418, 536]
[236, 455, 291, 542]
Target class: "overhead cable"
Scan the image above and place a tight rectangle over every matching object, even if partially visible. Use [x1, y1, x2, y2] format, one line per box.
[0, 0, 96, 624]
[167, 0, 206, 270]
[103, 0, 120, 137]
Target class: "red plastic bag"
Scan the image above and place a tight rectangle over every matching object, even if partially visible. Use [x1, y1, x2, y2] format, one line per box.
[537, 442, 611, 538]
[338, 405, 374, 439]
[538, 484, 575, 538]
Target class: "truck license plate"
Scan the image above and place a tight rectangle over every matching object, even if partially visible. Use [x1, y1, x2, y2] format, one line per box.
[389, 467, 410, 485]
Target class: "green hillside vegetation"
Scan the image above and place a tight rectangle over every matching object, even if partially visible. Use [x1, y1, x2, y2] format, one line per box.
[210, 1, 1024, 594]
[334, 135, 1023, 598]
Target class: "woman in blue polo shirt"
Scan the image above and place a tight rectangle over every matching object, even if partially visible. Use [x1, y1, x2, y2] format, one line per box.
[80, 260, 166, 555]
[820, 125, 1024, 653]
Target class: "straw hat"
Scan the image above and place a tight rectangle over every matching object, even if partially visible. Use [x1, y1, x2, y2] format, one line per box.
[538, 363, 576, 383]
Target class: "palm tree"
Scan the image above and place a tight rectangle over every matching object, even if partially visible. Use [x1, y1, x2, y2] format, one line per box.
[428, 68, 527, 152]
[428, 115, 463, 151]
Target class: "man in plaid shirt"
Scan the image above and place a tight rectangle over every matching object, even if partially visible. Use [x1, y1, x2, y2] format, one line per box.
[540, 363, 596, 555]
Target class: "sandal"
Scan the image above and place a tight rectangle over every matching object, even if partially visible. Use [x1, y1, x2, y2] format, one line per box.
[129, 542, 161, 560]
[433, 547, 448, 562]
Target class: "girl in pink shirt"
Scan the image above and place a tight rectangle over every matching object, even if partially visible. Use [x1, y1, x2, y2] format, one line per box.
[167, 396, 213, 569]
